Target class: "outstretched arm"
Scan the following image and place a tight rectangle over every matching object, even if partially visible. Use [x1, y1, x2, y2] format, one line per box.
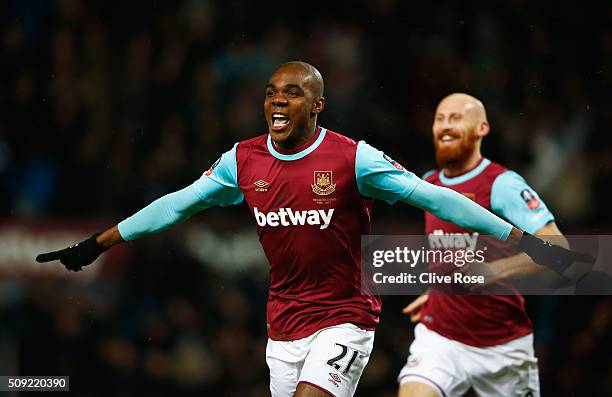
[355, 141, 595, 276]
[402, 178, 593, 275]
[355, 141, 518, 241]
[402, 178, 517, 241]
[37, 145, 243, 271]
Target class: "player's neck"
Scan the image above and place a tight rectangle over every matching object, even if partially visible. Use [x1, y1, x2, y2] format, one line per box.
[273, 124, 319, 153]
[442, 152, 483, 178]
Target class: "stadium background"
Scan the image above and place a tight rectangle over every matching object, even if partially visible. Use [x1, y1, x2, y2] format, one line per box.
[1, 0, 611, 395]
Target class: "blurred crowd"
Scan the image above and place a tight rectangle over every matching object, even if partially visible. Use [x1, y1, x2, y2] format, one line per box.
[3, 0, 612, 226]
[1, 0, 612, 395]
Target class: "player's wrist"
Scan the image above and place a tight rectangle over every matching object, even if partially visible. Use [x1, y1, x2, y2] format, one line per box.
[518, 232, 544, 254]
[518, 232, 570, 275]
[507, 227, 523, 245]
[87, 233, 108, 255]
[96, 226, 125, 250]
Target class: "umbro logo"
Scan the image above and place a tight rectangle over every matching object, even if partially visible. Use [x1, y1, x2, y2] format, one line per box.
[328, 372, 341, 387]
[254, 180, 269, 192]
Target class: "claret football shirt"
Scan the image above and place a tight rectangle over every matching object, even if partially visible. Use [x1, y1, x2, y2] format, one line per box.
[421, 158, 554, 347]
[118, 126, 515, 341]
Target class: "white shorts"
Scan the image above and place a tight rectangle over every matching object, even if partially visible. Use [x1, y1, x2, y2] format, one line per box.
[266, 323, 375, 397]
[398, 323, 540, 397]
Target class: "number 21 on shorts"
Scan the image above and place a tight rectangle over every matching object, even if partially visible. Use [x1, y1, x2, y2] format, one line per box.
[326, 343, 360, 375]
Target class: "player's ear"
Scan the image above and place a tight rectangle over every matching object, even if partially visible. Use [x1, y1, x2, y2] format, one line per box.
[312, 97, 325, 115]
[478, 120, 490, 137]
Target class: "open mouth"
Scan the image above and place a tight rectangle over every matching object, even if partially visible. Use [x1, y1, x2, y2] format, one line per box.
[439, 134, 459, 144]
[271, 113, 290, 131]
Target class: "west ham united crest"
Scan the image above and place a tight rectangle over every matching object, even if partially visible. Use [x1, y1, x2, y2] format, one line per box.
[312, 171, 336, 195]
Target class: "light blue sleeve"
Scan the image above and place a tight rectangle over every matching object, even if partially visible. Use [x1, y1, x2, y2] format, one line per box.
[402, 180, 513, 241]
[491, 171, 554, 234]
[355, 141, 420, 204]
[118, 144, 244, 241]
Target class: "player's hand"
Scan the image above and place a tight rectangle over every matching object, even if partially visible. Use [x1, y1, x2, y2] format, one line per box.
[402, 294, 429, 323]
[518, 232, 596, 279]
[36, 233, 107, 271]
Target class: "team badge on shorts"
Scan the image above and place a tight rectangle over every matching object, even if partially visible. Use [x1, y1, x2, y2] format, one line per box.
[521, 189, 540, 210]
[312, 171, 336, 195]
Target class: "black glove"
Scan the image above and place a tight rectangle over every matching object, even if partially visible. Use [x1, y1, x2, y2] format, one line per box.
[36, 233, 107, 271]
[518, 232, 596, 276]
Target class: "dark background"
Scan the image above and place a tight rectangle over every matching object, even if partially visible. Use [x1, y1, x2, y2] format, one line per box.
[1, 0, 611, 396]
